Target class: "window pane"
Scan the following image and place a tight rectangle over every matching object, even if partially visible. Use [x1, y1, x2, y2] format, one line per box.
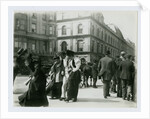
[78, 40, 83, 51]
[43, 25, 46, 34]
[49, 26, 53, 35]
[32, 44, 35, 50]
[14, 41, 18, 48]
[31, 23, 36, 33]
[62, 26, 66, 35]
[78, 24, 83, 34]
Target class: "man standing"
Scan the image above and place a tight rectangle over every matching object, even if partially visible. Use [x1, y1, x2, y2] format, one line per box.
[98, 50, 115, 99]
[92, 59, 98, 88]
[115, 51, 126, 97]
[59, 51, 69, 101]
[65, 50, 81, 102]
[119, 54, 135, 100]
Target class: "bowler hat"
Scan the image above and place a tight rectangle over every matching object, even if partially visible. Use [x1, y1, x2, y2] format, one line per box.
[66, 50, 74, 57]
[105, 50, 111, 55]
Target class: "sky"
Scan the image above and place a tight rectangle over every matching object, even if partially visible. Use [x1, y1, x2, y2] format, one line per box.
[101, 11, 138, 44]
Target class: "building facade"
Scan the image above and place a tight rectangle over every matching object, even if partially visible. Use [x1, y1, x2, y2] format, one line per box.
[56, 11, 135, 62]
[14, 12, 57, 64]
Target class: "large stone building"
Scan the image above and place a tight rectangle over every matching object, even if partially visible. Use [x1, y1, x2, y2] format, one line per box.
[56, 11, 135, 62]
[14, 12, 57, 64]
[14, 11, 135, 63]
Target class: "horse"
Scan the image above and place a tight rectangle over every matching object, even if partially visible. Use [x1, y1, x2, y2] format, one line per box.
[80, 62, 93, 88]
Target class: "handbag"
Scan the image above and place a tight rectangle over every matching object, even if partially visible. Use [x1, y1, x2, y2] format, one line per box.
[46, 73, 55, 94]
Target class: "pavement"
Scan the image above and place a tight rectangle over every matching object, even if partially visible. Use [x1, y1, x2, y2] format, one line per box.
[13, 76, 136, 108]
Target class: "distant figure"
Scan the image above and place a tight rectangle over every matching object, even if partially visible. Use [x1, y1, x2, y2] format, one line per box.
[98, 50, 116, 99]
[18, 55, 48, 107]
[82, 62, 92, 87]
[119, 54, 135, 101]
[13, 48, 28, 84]
[116, 51, 126, 97]
[92, 59, 98, 88]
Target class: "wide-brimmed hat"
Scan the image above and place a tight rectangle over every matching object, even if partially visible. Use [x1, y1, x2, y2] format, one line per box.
[53, 55, 60, 60]
[17, 48, 28, 57]
[66, 50, 74, 57]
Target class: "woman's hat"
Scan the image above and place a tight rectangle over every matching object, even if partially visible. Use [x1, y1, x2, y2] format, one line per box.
[17, 48, 28, 57]
[53, 55, 59, 60]
[66, 50, 74, 57]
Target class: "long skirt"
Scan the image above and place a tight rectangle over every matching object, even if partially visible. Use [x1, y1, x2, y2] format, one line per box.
[18, 78, 48, 107]
[67, 70, 81, 99]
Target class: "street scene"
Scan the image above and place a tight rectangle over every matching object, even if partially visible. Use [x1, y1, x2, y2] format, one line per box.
[13, 11, 137, 108]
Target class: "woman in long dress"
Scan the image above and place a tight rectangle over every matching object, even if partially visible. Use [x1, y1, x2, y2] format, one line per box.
[18, 54, 48, 107]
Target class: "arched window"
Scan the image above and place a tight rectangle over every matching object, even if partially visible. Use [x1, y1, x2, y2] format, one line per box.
[62, 25, 66, 35]
[77, 40, 84, 51]
[61, 41, 67, 51]
[78, 24, 83, 34]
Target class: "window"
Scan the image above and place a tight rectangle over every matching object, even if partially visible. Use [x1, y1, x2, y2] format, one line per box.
[16, 19, 20, 29]
[43, 42, 47, 53]
[105, 33, 107, 42]
[32, 13, 37, 18]
[78, 24, 83, 34]
[62, 25, 66, 35]
[92, 25, 94, 35]
[31, 23, 36, 33]
[97, 28, 99, 37]
[101, 31, 103, 40]
[91, 40, 95, 52]
[49, 26, 53, 35]
[97, 42, 100, 53]
[49, 14, 53, 21]
[77, 40, 84, 52]
[42, 25, 46, 34]
[32, 44, 35, 51]
[61, 41, 67, 51]
[42, 14, 46, 21]
[20, 20, 25, 30]
[23, 42, 27, 49]
[14, 41, 18, 48]
[108, 36, 110, 44]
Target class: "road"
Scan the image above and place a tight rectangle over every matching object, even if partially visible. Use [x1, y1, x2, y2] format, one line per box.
[13, 76, 136, 108]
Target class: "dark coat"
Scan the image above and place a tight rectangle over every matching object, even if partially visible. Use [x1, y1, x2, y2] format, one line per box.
[98, 56, 115, 80]
[18, 62, 48, 107]
[50, 60, 64, 82]
[119, 60, 135, 80]
[92, 63, 98, 78]
[83, 64, 92, 77]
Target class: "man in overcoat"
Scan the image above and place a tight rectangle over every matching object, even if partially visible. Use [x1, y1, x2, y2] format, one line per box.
[98, 50, 115, 98]
[119, 54, 135, 100]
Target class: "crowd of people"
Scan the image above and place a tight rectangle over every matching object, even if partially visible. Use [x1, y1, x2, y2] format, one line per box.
[13, 48, 135, 107]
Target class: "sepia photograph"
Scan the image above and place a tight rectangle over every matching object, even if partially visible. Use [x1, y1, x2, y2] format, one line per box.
[13, 10, 137, 108]
[1, 0, 150, 118]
